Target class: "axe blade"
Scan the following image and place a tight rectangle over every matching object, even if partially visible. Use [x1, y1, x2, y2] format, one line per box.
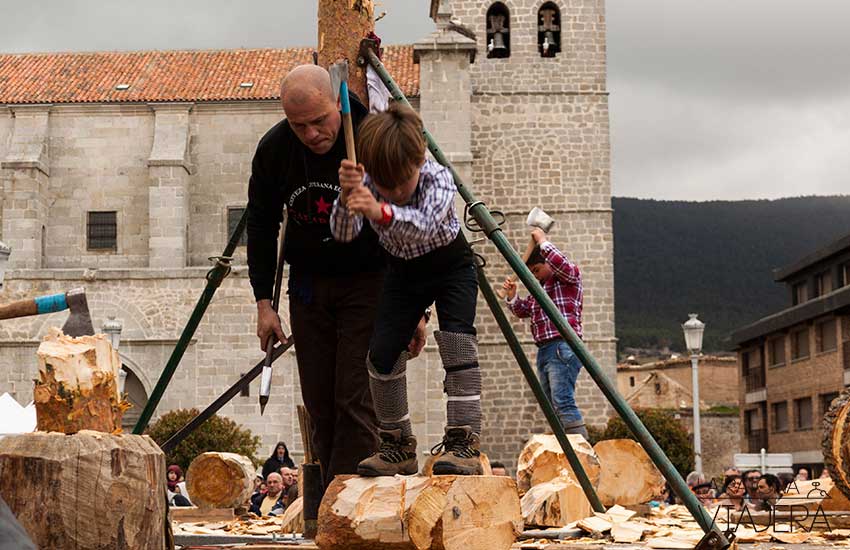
[328, 59, 349, 103]
[62, 288, 95, 337]
[527, 206, 556, 233]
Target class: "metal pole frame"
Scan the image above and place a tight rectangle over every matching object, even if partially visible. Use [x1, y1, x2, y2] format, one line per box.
[362, 44, 729, 546]
[691, 353, 703, 476]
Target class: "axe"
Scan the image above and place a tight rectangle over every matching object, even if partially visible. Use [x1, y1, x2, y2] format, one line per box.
[0, 287, 94, 337]
[329, 60, 357, 164]
[497, 207, 556, 299]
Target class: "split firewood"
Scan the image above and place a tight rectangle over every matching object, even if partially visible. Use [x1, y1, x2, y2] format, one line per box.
[34, 329, 130, 434]
[316, 474, 522, 550]
[575, 514, 612, 534]
[186, 452, 255, 509]
[520, 474, 592, 528]
[593, 439, 665, 506]
[516, 434, 600, 494]
[0, 430, 166, 549]
[280, 496, 304, 534]
[611, 520, 649, 543]
[421, 451, 492, 476]
[317, 0, 374, 104]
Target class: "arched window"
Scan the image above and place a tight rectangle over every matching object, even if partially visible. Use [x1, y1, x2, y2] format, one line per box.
[486, 3, 510, 59]
[538, 2, 561, 57]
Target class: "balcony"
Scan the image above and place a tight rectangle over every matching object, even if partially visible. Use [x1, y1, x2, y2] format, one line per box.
[745, 368, 766, 393]
[843, 342, 850, 371]
[747, 429, 768, 453]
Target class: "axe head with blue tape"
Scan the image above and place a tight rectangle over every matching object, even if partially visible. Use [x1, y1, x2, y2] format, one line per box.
[0, 287, 95, 337]
[329, 59, 351, 113]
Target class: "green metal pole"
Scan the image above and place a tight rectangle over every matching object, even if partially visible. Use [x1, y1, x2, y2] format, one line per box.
[475, 264, 605, 513]
[133, 209, 249, 434]
[365, 48, 725, 542]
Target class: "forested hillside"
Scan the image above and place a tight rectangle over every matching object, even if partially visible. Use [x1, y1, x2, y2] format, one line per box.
[613, 195, 850, 353]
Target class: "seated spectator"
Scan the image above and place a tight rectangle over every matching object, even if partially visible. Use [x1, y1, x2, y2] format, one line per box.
[741, 469, 761, 503]
[281, 466, 299, 507]
[686, 471, 705, 489]
[692, 482, 715, 506]
[490, 462, 509, 477]
[796, 468, 810, 481]
[250, 472, 286, 516]
[717, 475, 746, 512]
[262, 442, 295, 480]
[723, 466, 740, 478]
[820, 467, 831, 479]
[755, 474, 782, 511]
[166, 465, 192, 507]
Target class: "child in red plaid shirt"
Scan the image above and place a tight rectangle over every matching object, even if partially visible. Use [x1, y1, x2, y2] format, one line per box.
[502, 228, 587, 438]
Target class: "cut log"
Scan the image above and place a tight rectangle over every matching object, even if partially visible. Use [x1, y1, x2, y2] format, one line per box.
[280, 496, 305, 534]
[520, 474, 592, 528]
[0, 430, 166, 550]
[34, 329, 130, 434]
[823, 388, 850, 500]
[317, 0, 374, 104]
[593, 439, 665, 506]
[316, 474, 522, 550]
[777, 476, 850, 511]
[516, 434, 600, 494]
[186, 452, 255, 509]
[421, 451, 492, 476]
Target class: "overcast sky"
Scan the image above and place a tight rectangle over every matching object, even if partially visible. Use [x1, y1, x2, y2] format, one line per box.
[2, 0, 848, 201]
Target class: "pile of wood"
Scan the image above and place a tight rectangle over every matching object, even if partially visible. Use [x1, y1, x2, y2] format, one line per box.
[516, 435, 664, 529]
[316, 474, 522, 550]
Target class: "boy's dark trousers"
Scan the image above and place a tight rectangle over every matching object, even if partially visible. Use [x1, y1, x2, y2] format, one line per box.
[369, 235, 478, 374]
[289, 269, 383, 486]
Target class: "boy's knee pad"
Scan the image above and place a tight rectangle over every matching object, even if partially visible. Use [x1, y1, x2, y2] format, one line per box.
[367, 352, 412, 436]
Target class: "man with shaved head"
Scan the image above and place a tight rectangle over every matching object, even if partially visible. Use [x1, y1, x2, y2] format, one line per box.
[247, 64, 426, 487]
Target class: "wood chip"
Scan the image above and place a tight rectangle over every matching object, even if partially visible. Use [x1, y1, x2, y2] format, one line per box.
[610, 521, 647, 543]
[576, 515, 612, 534]
[771, 531, 811, 544]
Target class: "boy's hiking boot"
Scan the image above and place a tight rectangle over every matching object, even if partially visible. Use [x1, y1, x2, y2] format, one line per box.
[430, 425, 483, 475]
[357, 429, 418, 477]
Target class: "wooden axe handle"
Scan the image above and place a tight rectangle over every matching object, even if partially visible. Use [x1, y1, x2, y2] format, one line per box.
[342, 113, 357, 164]
[0, 299, 38, 320]
[496, 237, 537, 299]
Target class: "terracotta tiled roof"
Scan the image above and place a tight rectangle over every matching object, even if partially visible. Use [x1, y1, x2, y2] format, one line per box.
[0, 46, 418, 104]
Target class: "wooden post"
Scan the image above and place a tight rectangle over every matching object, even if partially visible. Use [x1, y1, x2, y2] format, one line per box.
[317, 0, 374, 105]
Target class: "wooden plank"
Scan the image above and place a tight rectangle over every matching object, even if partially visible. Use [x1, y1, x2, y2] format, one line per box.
[169, 506, 234, 523]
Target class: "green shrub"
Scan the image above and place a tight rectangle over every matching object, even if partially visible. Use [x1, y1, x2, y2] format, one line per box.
[594, 408, 694, 477]
[146, 408, 261, 472]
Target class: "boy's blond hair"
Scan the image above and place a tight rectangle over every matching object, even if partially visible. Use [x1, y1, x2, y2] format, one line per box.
[356, 103, 426, 189]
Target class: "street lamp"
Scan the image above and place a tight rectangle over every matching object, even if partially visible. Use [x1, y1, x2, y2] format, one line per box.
[102, 316, 125, 392]
[682, 313, 705, 476]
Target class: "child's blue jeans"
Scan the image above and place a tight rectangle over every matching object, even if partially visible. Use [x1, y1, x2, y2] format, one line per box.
[536, 339, 586, 435]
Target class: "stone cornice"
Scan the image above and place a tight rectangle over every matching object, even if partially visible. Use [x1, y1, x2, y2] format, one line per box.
[1, 104, 51, 176]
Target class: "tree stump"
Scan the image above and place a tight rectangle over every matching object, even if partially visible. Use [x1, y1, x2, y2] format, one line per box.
[516, 434, 600, 494]
[186, 452, 255, 509]
[317, 0, 374, 103]
[280, 496, 305, 534]
[316, 474, 522, 550]
[822, 389, 850, 500]
[34, 329, 129, 434]
[593, 439, 665, 506]
[520, 474, 592, 528]
[0, 430, 166, 550]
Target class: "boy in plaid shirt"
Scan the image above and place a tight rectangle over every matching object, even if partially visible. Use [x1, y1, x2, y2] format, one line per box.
[502, 229, 588, 438]
[330, 103, 484, 477]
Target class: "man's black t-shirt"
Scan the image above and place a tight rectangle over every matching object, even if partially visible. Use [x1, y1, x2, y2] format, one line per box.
[247, 95, 383, 301]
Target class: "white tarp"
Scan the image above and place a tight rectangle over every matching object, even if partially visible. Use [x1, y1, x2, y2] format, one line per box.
[0, 393, 36, 436]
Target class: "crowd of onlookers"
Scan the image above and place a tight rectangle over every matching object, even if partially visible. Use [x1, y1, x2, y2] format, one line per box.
[676, 465, 826, 511]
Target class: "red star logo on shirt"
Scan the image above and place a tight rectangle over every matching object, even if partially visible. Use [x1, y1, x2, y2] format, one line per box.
[315, 196, 332, 214]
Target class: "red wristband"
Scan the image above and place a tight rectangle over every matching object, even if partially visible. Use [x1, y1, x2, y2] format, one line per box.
[377, 202, 393, 226]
